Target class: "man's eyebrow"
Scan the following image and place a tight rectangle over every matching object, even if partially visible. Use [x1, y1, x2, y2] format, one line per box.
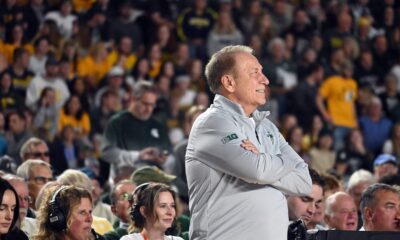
[300, 196, 313, 202]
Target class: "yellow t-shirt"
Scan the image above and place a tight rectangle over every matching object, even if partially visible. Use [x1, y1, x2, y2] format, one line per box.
[77, 56, 112, 86]
[58, 108, 91, 136]
[92, 216, 113, 235]
[72, 0, 96, 13]
[107, 50, 137, 73]
[319, 75, 358, 128]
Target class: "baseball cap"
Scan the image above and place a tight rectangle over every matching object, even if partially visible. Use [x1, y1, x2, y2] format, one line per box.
[108, 66, 124, 77]
[131, 166, 176, 185]
[373, 154, 398, 166]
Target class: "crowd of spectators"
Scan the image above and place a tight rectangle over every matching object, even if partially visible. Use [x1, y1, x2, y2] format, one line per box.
[0, 0, 400, 239]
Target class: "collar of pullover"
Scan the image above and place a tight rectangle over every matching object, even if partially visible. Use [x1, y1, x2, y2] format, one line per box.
[213, 94, 270, 122]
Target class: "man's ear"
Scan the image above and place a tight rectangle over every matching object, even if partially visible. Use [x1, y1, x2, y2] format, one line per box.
[363, 207, 373, 221]
[221, 74, 236, 93]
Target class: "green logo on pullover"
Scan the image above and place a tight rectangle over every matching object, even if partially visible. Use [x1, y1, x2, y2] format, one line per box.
[221, 133, 238, 144]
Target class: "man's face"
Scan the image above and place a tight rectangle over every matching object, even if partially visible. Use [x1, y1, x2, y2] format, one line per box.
[111, 183, 136, 223]
[325, 194, 358, 230]
[229, 52, 269, 115]
[349, 182, 370, 207]
[27, 165, 53, 209]
[374, 163, 398, 180]
[9, 114, 25, 134]
[8, 180, 30, 221]
[132, 92, 157, 121]
[26, 143, 50, 162]
[288, 184, 323, 224]
[365, 190, 400, 231]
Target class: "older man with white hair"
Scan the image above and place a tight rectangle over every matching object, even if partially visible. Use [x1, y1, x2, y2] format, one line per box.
[324, 191, 358, 230]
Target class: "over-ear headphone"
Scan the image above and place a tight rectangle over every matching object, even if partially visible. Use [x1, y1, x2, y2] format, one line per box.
[130, 182, 150, 222]
[47, 186, 69, 232]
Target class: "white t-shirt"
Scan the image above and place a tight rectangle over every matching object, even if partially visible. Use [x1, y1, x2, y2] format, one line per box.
[120, 233, 184, 240]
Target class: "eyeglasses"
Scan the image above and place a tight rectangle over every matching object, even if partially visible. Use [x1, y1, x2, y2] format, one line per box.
[119, 192, 133, 202]
[31, 151, 50, 158]
[29, 176, 54, 184]
[19, 195, 32, 204]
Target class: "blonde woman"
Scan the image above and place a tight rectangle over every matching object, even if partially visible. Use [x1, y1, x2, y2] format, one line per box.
[32, 185, 98, 240]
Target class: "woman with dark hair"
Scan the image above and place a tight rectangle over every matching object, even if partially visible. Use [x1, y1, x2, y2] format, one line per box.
[121, 183, 183, 240]
[33, 87, 59, 141]
[58, 95, 91, 139]
[50, 124, 84, 175]
[0, 178, 28, 240]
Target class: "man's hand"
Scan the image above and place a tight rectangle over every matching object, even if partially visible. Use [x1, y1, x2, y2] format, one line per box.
[240, 139, 260, 154]
[138, 147, 168, 165]
[138, 147, 160, 161]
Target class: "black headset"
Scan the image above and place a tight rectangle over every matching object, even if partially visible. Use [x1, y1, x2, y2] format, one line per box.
[130, 182, 151, 222]
[47, 186, 69, 232]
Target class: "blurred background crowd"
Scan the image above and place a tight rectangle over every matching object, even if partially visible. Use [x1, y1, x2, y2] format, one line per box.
[0, 0, 400, 239]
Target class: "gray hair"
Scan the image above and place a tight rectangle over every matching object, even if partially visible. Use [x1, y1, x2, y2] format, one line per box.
[131, 80, 158, 100]
[359, 183, 400, 221]
[16, 159, 51, 180]
[57, 169, 92, 193]
[325, 191, 352, 216]
[267, 37, 286, 54]
[205, 45, 253, 93]
[19, 137, 48, 160]
[346, 169, 375, 191]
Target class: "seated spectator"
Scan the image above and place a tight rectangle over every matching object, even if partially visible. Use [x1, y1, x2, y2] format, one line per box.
[324, 191, 358, 230]
[0, 71, 23, 114]
[346, 169, 376, 229]
[32, 185, 102, 240]
[58, 95, 91, 140]
[382, 123, 400, 160]
[0, 178, 29, 240]
[16, 159, 53, 211]
[373, 154, 399, 181]
[306, 172, 343, 230]
[309, 129, 336, 174]
[206, 11, 244, 58]
[359, 183, 400, 231]
[335, 129, 374, 178]
[19, 137, 50, 163]
[32, 87, 59, 141]
[3, 174, 37, 237]
[77, 42, 112, 88]
[44, 0, 77, 40]
[28, 37, 50, 76]
[5, 110, 33, 164]
[56, 169, 113, 235]
[107, 36, 137, 74]
[121, 183, 184, 240]
[103, 179, 136, 240]
[359, 96, 393, 155]
[25, 57, 71, 110]
[287, 168, 325, 228]
[94, 66, 126, 108]
[50, 125, 84, 175]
